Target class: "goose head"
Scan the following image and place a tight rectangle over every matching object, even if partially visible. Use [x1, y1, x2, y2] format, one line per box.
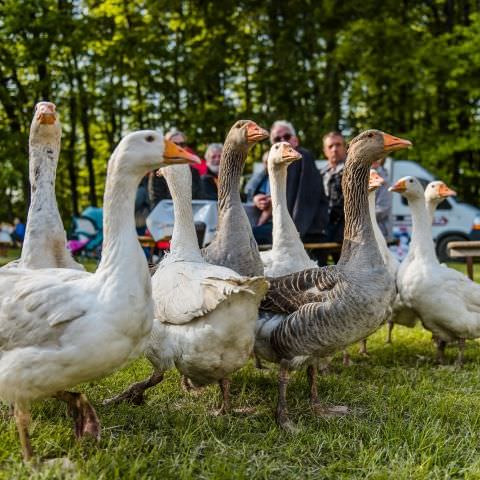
[368, 169, 385, 193]
[425, 181, 456, 208]
[226, 120, 269, 151]
[347, 130, 412, 166]
[268, 142, 302, 171]
[113, 130, 200, 176]
[389, 176, 424, 201]
[29, 101, 61, 146]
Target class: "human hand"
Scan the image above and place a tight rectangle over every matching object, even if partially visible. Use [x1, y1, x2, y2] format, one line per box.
[253, 194, 271, 211]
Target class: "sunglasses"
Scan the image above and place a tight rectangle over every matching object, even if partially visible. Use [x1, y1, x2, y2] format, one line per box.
[273, 133, 292, 143]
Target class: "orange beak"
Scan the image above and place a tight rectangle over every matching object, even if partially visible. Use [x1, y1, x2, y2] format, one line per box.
[163, 140, 201, 165]
[246, 122, 269, 144]
[438, 183, 456, 198]
[389, 178, 407, 193]
[36, 102, 56, 125]
[383, 133, 412, 152]
[282, 144, 302, 163]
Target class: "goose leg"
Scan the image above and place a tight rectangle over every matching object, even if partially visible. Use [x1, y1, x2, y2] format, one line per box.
[14, 405, 33, 462]
[215, 378, 231, 415]
[456, 339, 466, 367]
[276, 364, 294, 431]
[435, 338, 447, 364]
[359, 339, 368, 356]
[386, 320, 394, 344]
[102, 370, 164, 406]
[307, 365, 349, 417]
[307, 365, 319, 406]
[254, 354, 265, 370]
[55, 391, 100, 441]
[342, 350, 351, 366]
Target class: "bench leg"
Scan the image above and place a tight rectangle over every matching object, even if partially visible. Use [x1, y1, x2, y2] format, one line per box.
[466, 256, 474, 281]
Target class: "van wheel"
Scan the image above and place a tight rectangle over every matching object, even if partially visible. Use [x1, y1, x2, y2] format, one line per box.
[436, 234, 468, 263]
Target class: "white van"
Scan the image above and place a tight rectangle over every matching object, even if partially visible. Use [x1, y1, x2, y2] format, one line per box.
[384, 158, 480, 261]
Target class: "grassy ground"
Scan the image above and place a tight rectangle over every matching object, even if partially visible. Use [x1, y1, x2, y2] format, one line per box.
[1, 250, 480, 478]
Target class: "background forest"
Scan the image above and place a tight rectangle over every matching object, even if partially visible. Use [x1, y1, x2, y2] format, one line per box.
[0, 0, 479, 221]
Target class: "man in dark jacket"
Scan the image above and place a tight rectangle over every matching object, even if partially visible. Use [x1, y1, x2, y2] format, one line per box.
[319, 131, 347, 261]
[245, 120, 328, 246]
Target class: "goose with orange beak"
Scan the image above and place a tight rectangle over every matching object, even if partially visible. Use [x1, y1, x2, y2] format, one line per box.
[0, 130, 200, 461]
[256, 130, 412, 430]
[202, 120, 269, 278]
[3, 102, 84, 272]
[259, 142, 317, 277]
[390, 175, 480, 365]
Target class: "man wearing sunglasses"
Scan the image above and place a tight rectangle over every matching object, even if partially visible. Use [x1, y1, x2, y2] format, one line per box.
[245, 120, 328, 251]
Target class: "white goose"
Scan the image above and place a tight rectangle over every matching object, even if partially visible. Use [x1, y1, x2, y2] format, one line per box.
[260, 142, 316, 276]
[104, 164, 268, 412]
[4, 102, 83, 271]
[390, 176, 479, 364]
[0, 131, 198, 461]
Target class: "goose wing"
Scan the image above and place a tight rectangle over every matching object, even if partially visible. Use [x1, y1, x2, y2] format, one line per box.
[261, 266, 339, 314]
[0, 268, 92, 352]
[153, 262, 268, 325]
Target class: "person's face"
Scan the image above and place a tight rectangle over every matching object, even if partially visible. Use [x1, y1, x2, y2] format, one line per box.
[270, 125, 298, 148]
[323, 135, 346, 166]
[206, 148, 222, 173]
[170, 133, 186, 147]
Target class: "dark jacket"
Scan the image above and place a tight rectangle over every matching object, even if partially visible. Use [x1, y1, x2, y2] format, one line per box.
[135, 177, 150, 229]
[199, 169, 219, 200]
[245, 146, 328, 238]
[148, 166, 201, 207]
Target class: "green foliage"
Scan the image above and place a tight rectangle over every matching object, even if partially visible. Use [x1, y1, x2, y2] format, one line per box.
[0, 0, 479, 221]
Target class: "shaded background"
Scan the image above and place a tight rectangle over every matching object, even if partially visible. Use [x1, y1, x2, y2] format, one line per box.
[0, 0, 479, 221]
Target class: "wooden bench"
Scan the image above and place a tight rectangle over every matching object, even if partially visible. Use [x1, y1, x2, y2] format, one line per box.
[447, 240, 480, 280]
[258, 242, 342, 252]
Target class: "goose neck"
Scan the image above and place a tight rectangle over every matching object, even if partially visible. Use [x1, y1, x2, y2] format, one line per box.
[342, 162, 375, 244]
[270, 164, 301, 252]
[407, 196, 438, 262]
[217, 141, 246, 214]
[96, 162, 148, 278]
[20, 142, 64, 266]
[168, 169, 204, 262]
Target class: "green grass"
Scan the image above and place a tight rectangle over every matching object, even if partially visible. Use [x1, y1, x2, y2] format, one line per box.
[1, 252, 480, 478]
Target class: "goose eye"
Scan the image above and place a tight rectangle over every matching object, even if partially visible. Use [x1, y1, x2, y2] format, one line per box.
[409, 179, 413, 183]
[367, 133, 374, 138]
[145, 135, 155, 143]
[275, 145, 279, 150]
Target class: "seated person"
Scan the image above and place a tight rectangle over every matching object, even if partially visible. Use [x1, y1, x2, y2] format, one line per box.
[244, 120, 328, 246]
[199, 143, 222, 200]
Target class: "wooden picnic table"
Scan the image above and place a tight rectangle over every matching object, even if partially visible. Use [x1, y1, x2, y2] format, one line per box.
[447, 240, 480, 280]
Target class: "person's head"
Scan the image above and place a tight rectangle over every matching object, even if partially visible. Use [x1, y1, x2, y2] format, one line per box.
[205, 143, 223, 174]
[270, 120, 299, 148]
[165, 129, 187, 148]
[323, 131, 347, 167]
